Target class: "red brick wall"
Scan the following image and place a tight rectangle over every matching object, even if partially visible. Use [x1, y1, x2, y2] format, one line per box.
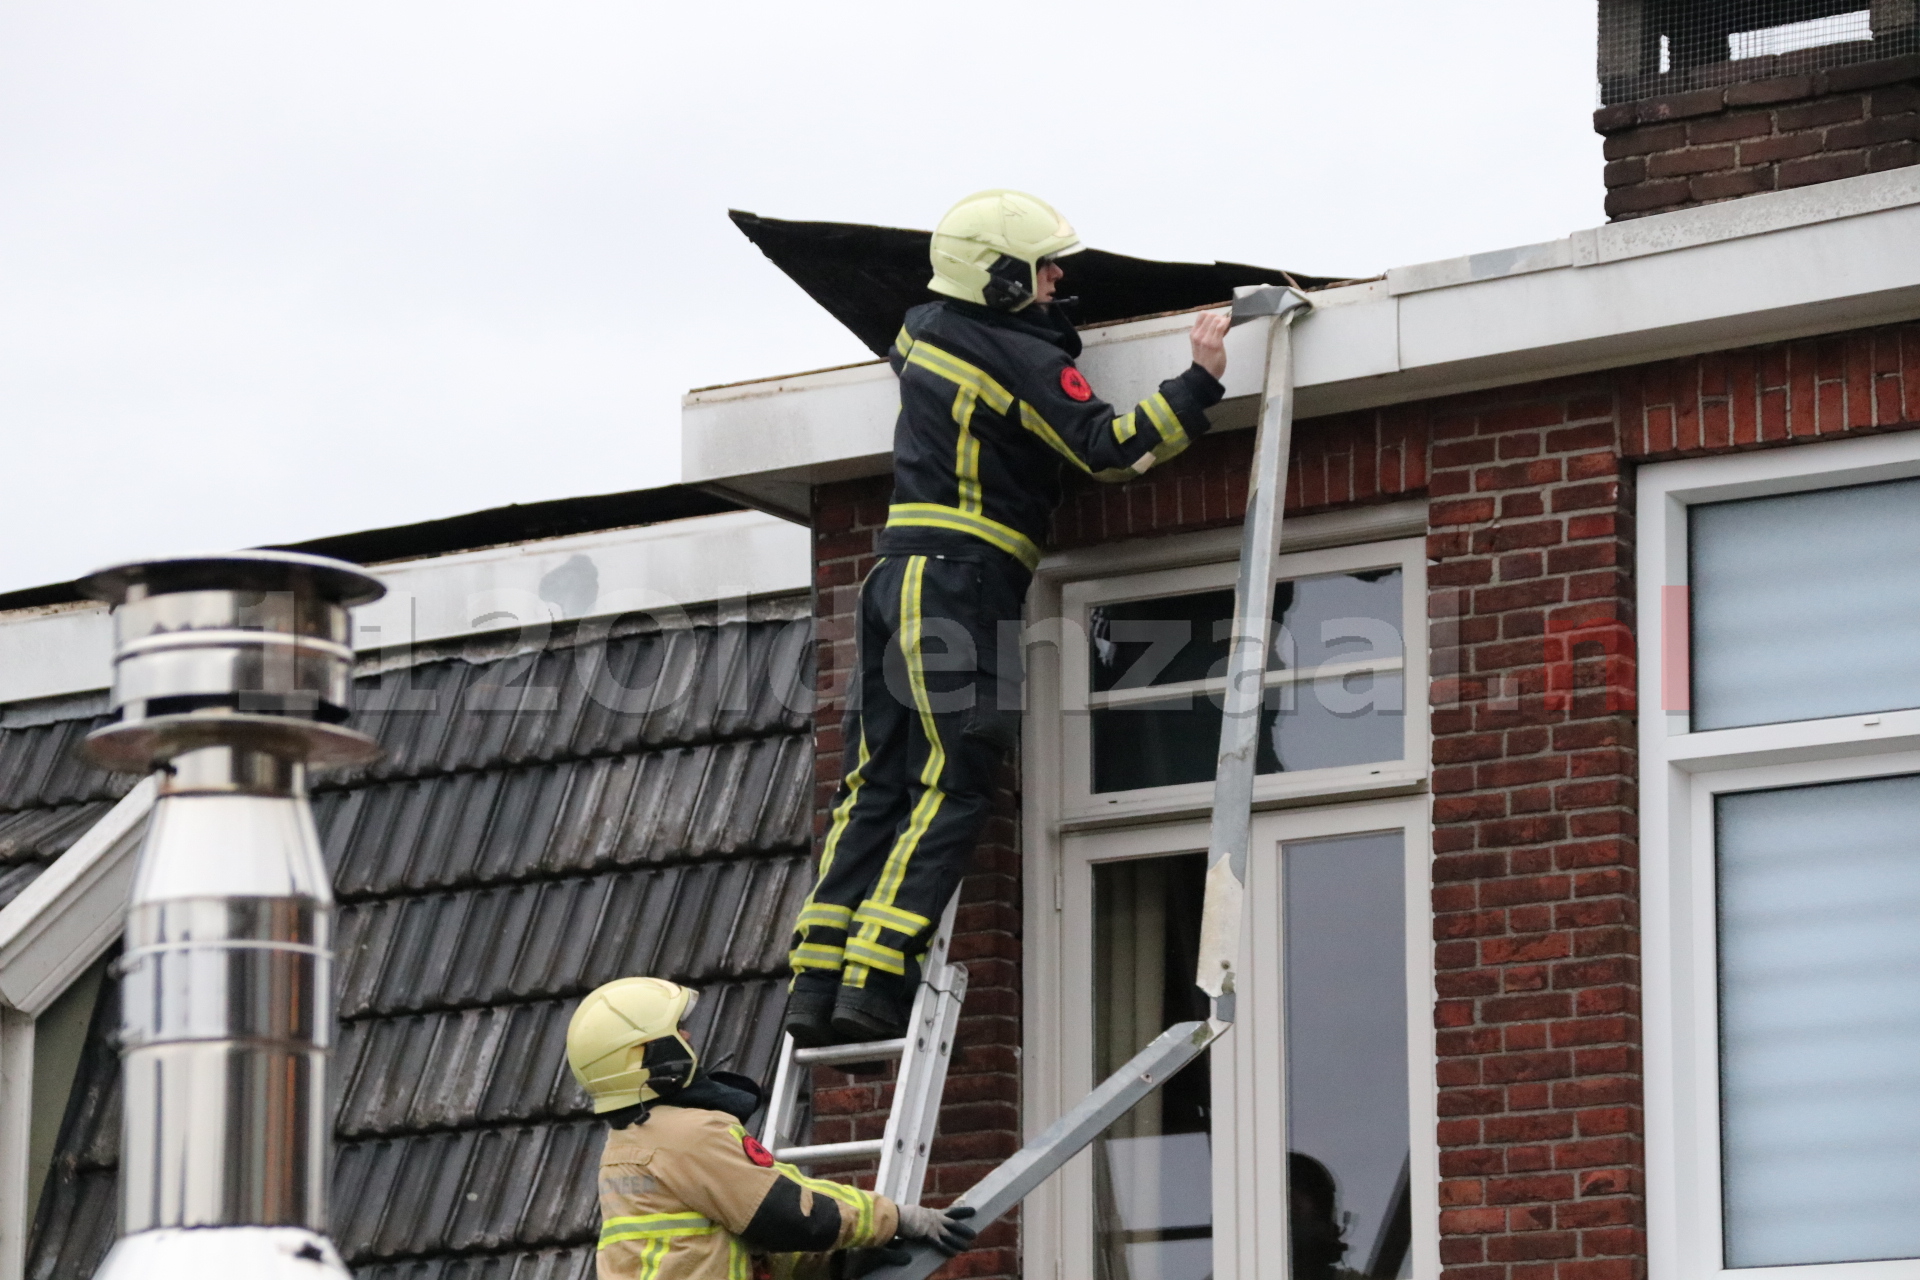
[1050, 402, 1429, 549]
[1425, 380, 1644, 1280]
[803, 322, 1920, 1280]
[1426, 321, 1920, 1280]
[1595, 53, 1920, 220]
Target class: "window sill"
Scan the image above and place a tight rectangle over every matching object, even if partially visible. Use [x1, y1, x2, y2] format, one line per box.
[1057, 762, 1430, 833]
[1664, 705, 1920, 772]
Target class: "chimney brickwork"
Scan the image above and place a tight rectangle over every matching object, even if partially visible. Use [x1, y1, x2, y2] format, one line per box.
[1595, 53, 1920, 220]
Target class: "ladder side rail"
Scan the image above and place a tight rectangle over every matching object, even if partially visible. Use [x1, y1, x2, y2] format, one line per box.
[874, 892, 964, 1204]
[876, 966, 967, 1205]
[1196, 290, 1311, 1024]
[760, 1032, 807, 1153]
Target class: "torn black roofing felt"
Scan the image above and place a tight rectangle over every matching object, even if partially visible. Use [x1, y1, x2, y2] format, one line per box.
[730, 209, 1348, 357]
[0, 484, 744, 615]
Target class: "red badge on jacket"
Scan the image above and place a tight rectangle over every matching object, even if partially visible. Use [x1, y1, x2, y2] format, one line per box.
[1060, 367, 1092, 401]
[742, 1134, 776, 1168]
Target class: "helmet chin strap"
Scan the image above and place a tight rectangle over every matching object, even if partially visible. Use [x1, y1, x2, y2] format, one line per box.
[982, 253, 1035, 311]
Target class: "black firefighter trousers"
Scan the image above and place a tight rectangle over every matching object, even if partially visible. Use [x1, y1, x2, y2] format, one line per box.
[789, 549, 1030, 994]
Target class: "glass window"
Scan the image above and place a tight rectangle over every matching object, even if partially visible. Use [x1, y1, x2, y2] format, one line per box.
[1089, 569, 1406, 793]
[1093, 854, 1213, 1280]
[1717, 774, 1920, 1268]
[1089, 835, 1414, 1280]
[1285, 833, 1413, 1280]
[1690, 477, 1920, 731]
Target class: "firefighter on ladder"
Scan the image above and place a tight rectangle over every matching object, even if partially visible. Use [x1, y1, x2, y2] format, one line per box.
[785, 190, 1233, 1046]
[569, 978, 977, 1278]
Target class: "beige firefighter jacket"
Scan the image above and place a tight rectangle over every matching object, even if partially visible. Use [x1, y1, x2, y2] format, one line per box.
[596, 1103, 900, 1280]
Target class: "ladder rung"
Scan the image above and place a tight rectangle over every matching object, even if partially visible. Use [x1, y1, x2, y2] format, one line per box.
[792, 1037, 908, 1065]
[776, 1138, 886, 1162]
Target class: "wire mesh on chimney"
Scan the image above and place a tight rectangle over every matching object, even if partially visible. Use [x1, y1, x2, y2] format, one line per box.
[1599, 0, 1920, 104]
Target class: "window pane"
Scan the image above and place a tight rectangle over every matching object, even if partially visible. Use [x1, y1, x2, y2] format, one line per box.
[1285, 832, 1412, 1280]
[1276, 568, 1404, 670]
[1090, 676, 1405, 793]
[1691, 477, 1920, 730]
[1093, 854, 1212, 1280]
[1088, 569, 1405, 693]
[1718, 774, 1920, 1268]
[1090, 590, 1234, 693]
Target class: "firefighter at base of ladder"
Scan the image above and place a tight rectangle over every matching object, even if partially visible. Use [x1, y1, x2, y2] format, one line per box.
[786, 189, 1232, 1046]
[570, 979, 977, 1279]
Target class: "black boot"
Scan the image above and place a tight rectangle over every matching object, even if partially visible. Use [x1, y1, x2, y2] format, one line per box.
[783, 971, 839, 1048]
[829, 964, 920, 1043]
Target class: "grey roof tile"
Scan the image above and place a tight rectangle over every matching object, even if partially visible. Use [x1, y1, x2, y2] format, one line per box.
[0, 716, 131, 812]
[0, 862, 48, 910]
[328, 618, 811, 788]
[332, 980, 785, 1142]
[332, 856, 807, 1019]
[0, 801, 113, 866]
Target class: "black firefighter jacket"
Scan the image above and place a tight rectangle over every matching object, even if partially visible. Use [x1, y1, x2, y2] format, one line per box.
[878, 298, 1226, 571]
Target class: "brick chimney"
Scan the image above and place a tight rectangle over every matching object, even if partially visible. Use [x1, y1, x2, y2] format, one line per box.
[1595, 0, 1920, 220]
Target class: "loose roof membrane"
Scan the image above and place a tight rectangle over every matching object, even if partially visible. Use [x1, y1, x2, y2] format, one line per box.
[730, 210, 1348, 357]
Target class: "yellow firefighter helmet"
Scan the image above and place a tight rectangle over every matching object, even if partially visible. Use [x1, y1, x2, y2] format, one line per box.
[928, 189, 1084, 312]
[566, 977, 700, 1112]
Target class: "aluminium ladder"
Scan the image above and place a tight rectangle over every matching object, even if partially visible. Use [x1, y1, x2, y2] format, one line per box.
[859, 284, 1314, 1280]
[759, 892, 968, 1207]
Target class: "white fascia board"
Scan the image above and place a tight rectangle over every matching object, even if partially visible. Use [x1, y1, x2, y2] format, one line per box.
[681, 168, 1920, 504]
[0, 605, 114, 714]
[351, 507, 810, 658]
[0, 778, 152, 1017]
[0, 508, 812, 706]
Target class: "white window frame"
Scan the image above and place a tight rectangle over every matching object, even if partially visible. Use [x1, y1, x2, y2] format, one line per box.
[1046, 515, 1429, 832]
[1639, 430, 1920, 1280]
[0, 780, 151, 1280]
[1021, 500, 1436, 1280]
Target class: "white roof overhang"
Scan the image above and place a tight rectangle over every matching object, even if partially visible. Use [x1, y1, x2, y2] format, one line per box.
[683, 167, 1920, 521]
[0, 507, 811, 709]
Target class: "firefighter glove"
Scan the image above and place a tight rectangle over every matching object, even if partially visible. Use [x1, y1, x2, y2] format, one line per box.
[893, 1203, 978, 1256]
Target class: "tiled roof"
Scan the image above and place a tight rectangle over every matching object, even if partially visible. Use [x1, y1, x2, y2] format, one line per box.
[23, 601, 814, 1278]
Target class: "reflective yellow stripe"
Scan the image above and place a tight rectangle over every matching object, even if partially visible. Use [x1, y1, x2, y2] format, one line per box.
[845, 937, 909, 974]
[798, 902, 853, 930]
[884, 503, 1040, 570]
[614, 1235, 668, 1275]
[1140, 391, 1189, 456]
[1017, 402, 1092, 475]
[853, 901, 930, 934]
[905, 340, 1014, 414]
[847, 558, 950, 977]
[599, 1213, 716, 1248]
[953, 388, 984, 514]
[728, 1123, 882, 1240]
[794, 725, 872, 974]
[894, 325, 914, 356]
[1113, 411, 1137, 444]
[792, 942, 846, 970]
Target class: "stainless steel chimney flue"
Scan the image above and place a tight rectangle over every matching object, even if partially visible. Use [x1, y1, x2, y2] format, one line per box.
[80, 551, 384, 1280]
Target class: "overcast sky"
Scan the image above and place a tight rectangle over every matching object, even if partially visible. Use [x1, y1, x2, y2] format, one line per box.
[0, 2, 1600, 594]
